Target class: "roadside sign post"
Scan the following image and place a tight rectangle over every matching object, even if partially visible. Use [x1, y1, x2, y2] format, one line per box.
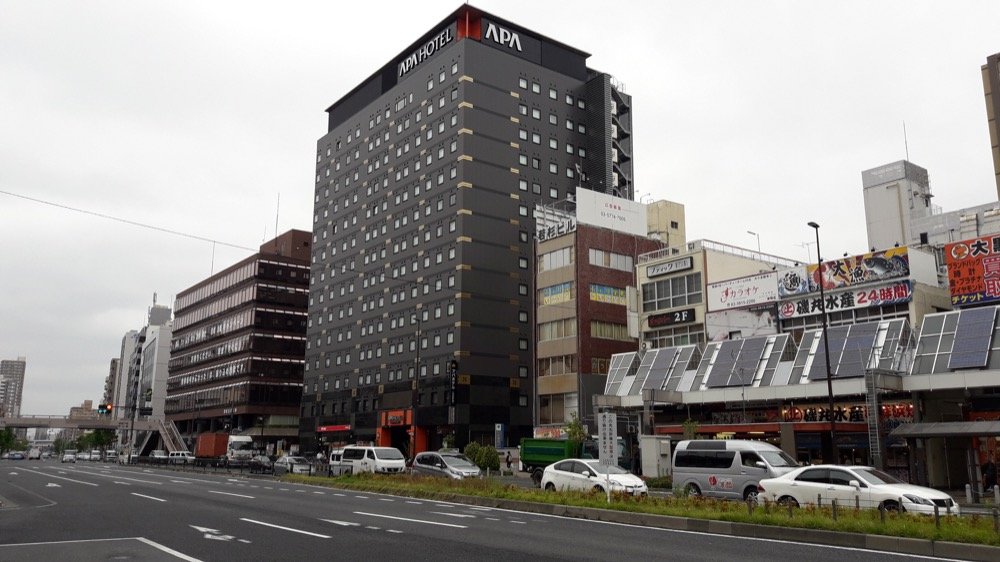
[597, 411, 617, 504]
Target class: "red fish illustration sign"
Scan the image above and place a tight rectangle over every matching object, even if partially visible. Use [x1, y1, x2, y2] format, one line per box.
[945, 235, 1000, 307]
[806, 247, 910, 292]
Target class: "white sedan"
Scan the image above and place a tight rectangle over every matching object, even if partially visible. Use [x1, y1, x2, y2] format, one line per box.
[541, 459, 647, 495]
[757, 464, 959, 515]
[273, 455, 313, 476]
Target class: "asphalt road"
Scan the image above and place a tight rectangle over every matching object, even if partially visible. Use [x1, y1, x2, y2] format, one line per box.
[0, 459, 969, 561]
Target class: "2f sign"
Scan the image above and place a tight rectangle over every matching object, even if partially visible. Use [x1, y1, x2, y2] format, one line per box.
[485, 22, 522, 52]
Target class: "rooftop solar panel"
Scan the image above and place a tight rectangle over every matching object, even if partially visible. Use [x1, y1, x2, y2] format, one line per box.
[705, 339, 741, 388]
[948, 308, 997, 370]
[642, 347, 678, 391]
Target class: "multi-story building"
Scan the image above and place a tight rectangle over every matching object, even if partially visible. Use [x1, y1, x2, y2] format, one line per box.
[166, 230, 309, 453]
[114, 330, 140, 423]
[302, 4, 633, 454]
[533, 189, 680, 436]
[0, 357, 26, 418]
[118, 301, 171, 453]
[102, 358, 120, 409]
[984, 51, 1000, 199]
[637, 241, 797, 350]
[862, 160, 936, 252]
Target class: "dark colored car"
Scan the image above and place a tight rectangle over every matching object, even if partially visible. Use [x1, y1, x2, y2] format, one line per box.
[9, 451, 27, 460]
[249, 455, 274, 474]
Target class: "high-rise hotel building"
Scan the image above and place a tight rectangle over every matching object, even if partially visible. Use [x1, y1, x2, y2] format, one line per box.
[302, 4, 633, 454]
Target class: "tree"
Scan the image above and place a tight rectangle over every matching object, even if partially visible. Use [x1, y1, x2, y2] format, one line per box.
[53, 437, 67, 455]
[682, 418, 699, 441]
[564, 411, 589, 444]
[91, 429, 115, 453]
[0, 428, 15, 454]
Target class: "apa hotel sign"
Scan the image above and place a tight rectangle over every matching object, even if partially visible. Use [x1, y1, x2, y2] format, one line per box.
[398, 27, 454, 77]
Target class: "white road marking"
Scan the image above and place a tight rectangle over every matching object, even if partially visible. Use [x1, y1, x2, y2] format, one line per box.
[16, 468, 98, 486]
[430, 512, 476, 519]
[405, 500, 422, 505]
[68, 470, 162, 485]
[238, 539, 251, 543]
[354, 495, 369, 499]
[434, 504, 453, 508]
[114, 482, 131, 486]
[468, 507, 492, 511]
[333, 493, 345, 497]
[135, 537, 203, 561]
[486, 517, 500, 521]
[171, 480, 191, 484]
[320, 519, 360, 527]
[8, 472, 18, 475]
[353, 512, 467, 529]
[313, 491, 325, 495]
[131, 493, 166, 502]
[365, 526, 380, 530]
[510, 520, 526, 524]
[279, 488, 289, 491]
[240, 518, 330, 538]
[387, 529, 403, 534]
[45, 483, 60, 488]
[378, 498, 394, 502]
[209, 491, 255, 499]
[295, 490, 306, 493]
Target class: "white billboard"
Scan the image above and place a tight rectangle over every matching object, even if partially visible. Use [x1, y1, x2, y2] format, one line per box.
[574, 188, 647, 237]
[707, 272, 779, 312]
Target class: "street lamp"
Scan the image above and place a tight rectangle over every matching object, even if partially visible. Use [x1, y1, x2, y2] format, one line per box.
[807, 221, 838, 463]
[746, 230, 761, 253]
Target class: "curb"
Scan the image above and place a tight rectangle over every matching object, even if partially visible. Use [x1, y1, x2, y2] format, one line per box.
[316, 485, 1000, 562]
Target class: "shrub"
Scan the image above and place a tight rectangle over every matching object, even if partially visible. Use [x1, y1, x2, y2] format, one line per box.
[464, 442, 481, 465]
[477, 445, 501, 471]
[644, 475, 672, 489]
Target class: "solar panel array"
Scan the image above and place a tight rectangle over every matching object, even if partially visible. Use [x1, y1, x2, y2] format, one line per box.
[665, 347, 697, 391]
[836, 321, 879, 377]
[948, 307, 997, 370]
[605, 352, 637, 395]
[808, 325, 850, 380]
[641, 348, 678, 392]
[703, 340, 742, 387]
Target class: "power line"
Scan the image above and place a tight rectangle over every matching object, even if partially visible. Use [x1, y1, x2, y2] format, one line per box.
[0, 188, 256, 251]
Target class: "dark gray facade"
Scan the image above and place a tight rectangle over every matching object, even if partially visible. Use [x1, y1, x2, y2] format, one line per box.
[302, 5, 633, 455]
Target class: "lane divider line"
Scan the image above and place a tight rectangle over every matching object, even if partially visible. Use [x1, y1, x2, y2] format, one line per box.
[239, 518, 330, 538]
[353, 512, 467, 529]
[131, 493, 166, 502]
[209, 491, 255, 499]
[15, 468, 98, 487]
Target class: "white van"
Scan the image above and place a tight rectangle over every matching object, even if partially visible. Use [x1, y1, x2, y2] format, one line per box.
[340, 446, 406, 474]
[672, 439, 799, 501]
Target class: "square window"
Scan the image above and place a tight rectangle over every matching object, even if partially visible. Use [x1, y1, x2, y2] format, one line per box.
[519, 104, 528, 116]
[531, 82, 540, 94]
[518, 78, 527, 89]
[549, 88, 557, 99]
[565, 94, 573, 105]
[531, 108, 540, 120]
[549, 138, 557, 149]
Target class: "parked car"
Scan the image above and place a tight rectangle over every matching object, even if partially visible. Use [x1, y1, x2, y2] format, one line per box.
[541, 459, 647, 496]
[76, 451, 92, 462]
[248, 455, 275, 474]
[340, 446, 407, 474]
[61, 449, 78, 463]
[412, 451, 482, 479]
[757, 464, 960, 515]
[273, 455, 313, 476]
[104, 450, 118, 462]
[149, 450, 169, 464]
[168, 451, 195, 465]
[8, 451, 27, 460]
[672, 439, 799, 501]
[27, 448, 42, 460]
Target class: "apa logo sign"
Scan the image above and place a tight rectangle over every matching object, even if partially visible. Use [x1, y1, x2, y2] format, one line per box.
[485, 22, 522, 52]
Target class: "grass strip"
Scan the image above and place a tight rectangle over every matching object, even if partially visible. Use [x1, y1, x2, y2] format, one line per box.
[282, 472, 1000, 547]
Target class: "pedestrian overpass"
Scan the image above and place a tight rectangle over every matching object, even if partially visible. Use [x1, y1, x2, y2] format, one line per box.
[0, 415, 187, 453]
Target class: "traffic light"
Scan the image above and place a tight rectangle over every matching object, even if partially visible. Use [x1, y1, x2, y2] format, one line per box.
[105, 403, 113, 415]
[98, 403, 106, 414]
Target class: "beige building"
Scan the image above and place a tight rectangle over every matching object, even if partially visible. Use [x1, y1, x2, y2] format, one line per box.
[637, 240, 797, 349]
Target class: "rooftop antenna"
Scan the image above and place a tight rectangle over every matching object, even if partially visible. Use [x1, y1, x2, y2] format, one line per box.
[903, 121, 910, 161]
[274, 193, 280, 242]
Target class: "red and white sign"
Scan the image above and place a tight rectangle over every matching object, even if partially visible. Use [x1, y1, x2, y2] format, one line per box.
[778, 280, 912, 320]
[317, 424, 351, 433]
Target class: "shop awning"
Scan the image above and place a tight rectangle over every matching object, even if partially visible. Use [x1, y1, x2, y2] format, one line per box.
[890, 421, 1000, 438]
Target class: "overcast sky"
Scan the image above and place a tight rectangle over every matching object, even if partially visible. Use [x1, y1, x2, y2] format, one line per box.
[2, 1, 999, 415]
